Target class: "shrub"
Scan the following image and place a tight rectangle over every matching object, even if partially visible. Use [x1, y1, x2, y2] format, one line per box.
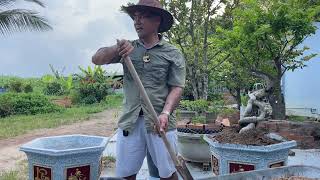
[7, 80, 23, 93]
[104, 94, 123, 107]
[78, 82, 111, 104]
[72, 66, 115, 104]
[0, 93, 62, 118]
[24, 84, 33, 93]
[191, 115, 207, 124]
[179, 99, 210, 114]
[43, 82, 65, 96]
[219, 107, 238, 117]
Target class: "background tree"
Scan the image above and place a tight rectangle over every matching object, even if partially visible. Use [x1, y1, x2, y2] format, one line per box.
[0, 0, 52, 35]
[217, 0, 319, 119]
[210, 56, 255, 110]
[160, 0, 226, 100]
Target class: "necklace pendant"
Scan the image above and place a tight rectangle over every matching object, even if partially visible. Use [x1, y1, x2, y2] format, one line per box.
[143, 55, 150, 63]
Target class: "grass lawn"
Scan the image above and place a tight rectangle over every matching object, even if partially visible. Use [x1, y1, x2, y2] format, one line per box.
[0, 160, 28, 180]
[0, 94, 123, 139]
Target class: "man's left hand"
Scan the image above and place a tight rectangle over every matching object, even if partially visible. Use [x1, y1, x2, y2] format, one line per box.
[158, 113, 169, 133]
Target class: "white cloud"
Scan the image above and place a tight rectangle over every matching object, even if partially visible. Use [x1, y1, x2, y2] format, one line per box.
[0, 1, 138, 77]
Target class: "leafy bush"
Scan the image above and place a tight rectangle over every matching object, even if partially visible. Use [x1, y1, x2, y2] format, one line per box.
[78, 82, 111, 104]
[104, 94, 123, 107]
[42, 73, 73, 96]
[191, 115, 207, 124]
[0, 93, 62, 118]
[24, 84, 33, 93]
[241, 94, 249, 106]
[7, 80, 23, 93]
[43, 81, 65, 95]
[219, 107, 238, 117]
[72, 66, 116, 104]
[179, 100, 210, 114]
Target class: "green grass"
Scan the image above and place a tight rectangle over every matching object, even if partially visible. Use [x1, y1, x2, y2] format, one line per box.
[0, 160, 28, 180]
[0, 94, 123, 139]
[287, 115, 307, 122]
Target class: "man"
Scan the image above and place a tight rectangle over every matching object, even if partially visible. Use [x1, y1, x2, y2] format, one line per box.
[92, 0, 185, 180]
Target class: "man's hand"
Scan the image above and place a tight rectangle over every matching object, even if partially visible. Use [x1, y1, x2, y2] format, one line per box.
[158, 113, 169, 133]
[117, 39, 134, 58]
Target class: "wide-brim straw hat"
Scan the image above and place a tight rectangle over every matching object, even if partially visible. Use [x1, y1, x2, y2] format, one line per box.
[122, 0, 174, 33]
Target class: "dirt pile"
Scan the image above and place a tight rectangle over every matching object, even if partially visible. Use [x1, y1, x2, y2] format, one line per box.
[214, 125, 281, 146]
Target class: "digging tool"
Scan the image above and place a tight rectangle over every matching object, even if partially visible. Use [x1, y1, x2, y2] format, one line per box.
[123, 55, 194, 180]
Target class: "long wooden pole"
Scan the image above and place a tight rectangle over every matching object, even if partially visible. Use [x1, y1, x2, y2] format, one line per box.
[123, 56, 193, 180]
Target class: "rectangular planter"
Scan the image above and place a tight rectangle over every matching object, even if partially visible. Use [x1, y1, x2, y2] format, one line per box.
[20, 134, 108, 180]
[203, 135, 297, 175]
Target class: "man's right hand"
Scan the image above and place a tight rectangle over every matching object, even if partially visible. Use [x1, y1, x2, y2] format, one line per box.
[117, 39, 134, 58]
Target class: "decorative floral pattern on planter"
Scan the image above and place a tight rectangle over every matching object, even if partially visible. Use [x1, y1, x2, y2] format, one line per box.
[66, 165, 90, 180]
[211, 154, 219, 175]
[229, 162, 255, 173]
[34, 165, 52, 180]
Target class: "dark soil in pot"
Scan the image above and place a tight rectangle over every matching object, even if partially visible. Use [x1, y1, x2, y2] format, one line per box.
[213, 125, 282, 146]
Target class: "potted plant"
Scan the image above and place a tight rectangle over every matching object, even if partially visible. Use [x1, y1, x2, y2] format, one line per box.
[176, 100, 223, 169]
[203, 83, 296, 175]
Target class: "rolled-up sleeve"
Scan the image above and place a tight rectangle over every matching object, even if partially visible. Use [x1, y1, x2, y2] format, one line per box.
[168, 50, 186, 88]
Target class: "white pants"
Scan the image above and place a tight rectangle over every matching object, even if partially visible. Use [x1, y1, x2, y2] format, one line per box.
[116, 116, 177, 178]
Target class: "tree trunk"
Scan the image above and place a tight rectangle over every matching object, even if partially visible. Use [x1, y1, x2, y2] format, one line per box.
[268, 80, 286, 119]
[228, 87, 241, 110]
[188, 66, 199, 100]
[235, 88, 241, 110]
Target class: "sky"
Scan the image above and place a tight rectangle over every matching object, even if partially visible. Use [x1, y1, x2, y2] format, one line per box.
[284, 23, 320, 110]
[0, 0, 139, 77]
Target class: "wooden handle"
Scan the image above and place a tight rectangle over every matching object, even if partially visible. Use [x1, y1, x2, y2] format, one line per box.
[123, 56, 193, 180]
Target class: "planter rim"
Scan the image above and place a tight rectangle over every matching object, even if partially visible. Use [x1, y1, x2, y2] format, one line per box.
[203, 134, 297, 152]
[20, 134, 109, 156]
[178, 131, 204, 138]
[197, 165, 320, 180]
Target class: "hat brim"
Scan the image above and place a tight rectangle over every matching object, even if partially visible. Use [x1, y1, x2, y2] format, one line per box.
[123, 5, 173, 33]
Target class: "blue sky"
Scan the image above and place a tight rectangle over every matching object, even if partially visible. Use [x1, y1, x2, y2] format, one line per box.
[0, 0, 138, 77]
[284, 23, 320, 110]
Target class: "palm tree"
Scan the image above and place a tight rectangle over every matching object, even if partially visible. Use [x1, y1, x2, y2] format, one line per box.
[0, 0, 52, 35]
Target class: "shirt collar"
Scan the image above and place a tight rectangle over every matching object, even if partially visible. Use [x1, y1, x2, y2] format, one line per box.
[137, 34, 165, 49]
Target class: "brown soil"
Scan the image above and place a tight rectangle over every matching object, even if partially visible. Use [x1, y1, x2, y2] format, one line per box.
[214, 125, 281, 146]
[0, 108, 119, 173]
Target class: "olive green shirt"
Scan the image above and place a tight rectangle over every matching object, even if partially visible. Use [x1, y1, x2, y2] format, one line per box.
[116, 38, 186, 133]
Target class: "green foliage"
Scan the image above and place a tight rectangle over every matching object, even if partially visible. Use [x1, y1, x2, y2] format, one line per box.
[0, 93, 61, 118]
[43, 81, 65, 95]
[213, 0, 319, 119]
[23, 83, 33, 93]
[180, 100, 210, 114]
[181, 80, 194, 100]
[191, 115, 207, 124]
[287, 115, 307, 122]
[0, 76, 43, 94]
[6, 80, 24, 93]
[0, 160, 27, 180]
[73, 81, 111, 104]
[160, 0, 226, 99]
[219, 107, 238, 117]
[241, 94, 249, 106]
[72, 66, 116, 104]
[0, 0, 52, 36]
[0, 96, 122, 139]
[104, 94, 123, 108]
[41, 67, 74, 96]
